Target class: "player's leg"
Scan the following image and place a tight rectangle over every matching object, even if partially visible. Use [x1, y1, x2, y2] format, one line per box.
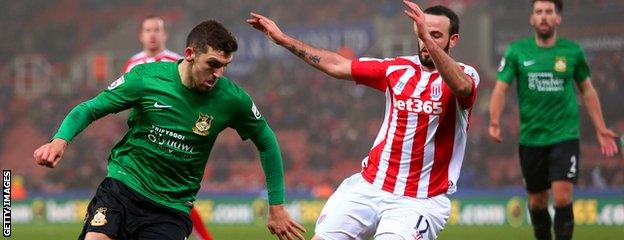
[374, 194, 451, 240]
[548, 140, 579, 240]
[189, 208, 213, 240]
[313, 173, 380, 240]
[519, 144, 552, 240]
[79, 178, 126, 240]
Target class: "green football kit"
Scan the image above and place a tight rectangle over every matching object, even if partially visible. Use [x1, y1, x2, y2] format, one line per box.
[54, 61, 284, 213]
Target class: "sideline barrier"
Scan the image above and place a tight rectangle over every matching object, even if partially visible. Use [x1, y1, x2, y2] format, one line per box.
[12, 196, 624, 226]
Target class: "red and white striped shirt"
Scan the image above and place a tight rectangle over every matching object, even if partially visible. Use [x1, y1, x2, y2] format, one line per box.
[122, 49, 181, 73]
[352, 56, 479, 198]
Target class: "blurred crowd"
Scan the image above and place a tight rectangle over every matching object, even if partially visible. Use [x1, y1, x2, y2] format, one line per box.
[0, 0, 622, 197]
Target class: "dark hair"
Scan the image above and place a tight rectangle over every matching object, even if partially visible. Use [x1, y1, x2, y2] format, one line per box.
[186, 20, 238, 54]
[532, 0, 563, 13]
[423, 5, 460, 36]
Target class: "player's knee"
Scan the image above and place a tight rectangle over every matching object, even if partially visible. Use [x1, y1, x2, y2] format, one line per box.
[528, 192, 549, 209]
[84, 232, 115, 240]
[375, 233, 406, 240]
[553, 194, 572, 207]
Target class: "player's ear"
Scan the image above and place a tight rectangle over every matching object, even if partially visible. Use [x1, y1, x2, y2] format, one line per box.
[184, 47, 195, 62]
[449, 34, 459, 49]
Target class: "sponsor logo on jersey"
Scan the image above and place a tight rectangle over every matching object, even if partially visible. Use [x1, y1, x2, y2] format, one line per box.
[90, 207, 108, 226]
[554, 56, 567, 72]
[108, 76, 125, 90]
[192, 113, 213, 136]
[394, 97, 443, 115]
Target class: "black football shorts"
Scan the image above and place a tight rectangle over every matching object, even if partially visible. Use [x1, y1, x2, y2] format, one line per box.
[519, 139, 580, 193]
[78, 177, 192, 240]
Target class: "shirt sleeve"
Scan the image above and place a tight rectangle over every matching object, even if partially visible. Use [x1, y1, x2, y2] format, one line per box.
[53, 66, 144, 142]
[456, 65, 480, 109]
[250, 125, 285, 205]
[496, 45, 518, 83]
[231, 90, 268, 140]
[351, 57, 390, 91]
[574, 46, 591, 83]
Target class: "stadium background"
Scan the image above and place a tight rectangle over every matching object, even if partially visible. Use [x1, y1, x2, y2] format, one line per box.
[1, 0, 622, 239]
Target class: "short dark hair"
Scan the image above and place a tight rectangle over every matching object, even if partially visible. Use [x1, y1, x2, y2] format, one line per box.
[423, 5, 460, 36]
[186, 20, 238, 54]
[532, 0, 563, 13]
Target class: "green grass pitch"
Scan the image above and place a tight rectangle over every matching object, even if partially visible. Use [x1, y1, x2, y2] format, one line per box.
[10, 223, 623, 239]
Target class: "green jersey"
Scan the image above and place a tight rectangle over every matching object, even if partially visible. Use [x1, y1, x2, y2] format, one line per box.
[497, 37, 590, 146]
[54, 61, 284, 213]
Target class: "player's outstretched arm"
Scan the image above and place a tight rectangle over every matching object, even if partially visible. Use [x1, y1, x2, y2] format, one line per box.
[246, 12, 353, 80]
[577, 79, 618, 157]
[267, 204, 306, 240]
[489, 81, 509, 143]
[33, 138, 68, 168]
[403, 0, 474, 97]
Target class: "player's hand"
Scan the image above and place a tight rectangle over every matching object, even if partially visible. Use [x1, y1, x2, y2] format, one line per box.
[267, 204, 306, 240]
[488, 122, 504, 142]
[247, 12, 288, 45]
[402, 0, 429, 41]
[596, 128, 618, 157]
[33, 138, 68, 168]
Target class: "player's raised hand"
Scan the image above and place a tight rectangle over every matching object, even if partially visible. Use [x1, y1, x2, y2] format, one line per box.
[267, 204, 306, 240]
[596, 128, 618, 157]
[488, 123, 504, 143]
[247, 12, 287, 44]
[402, 0, 429, 41]
[33, 138, 68, 168]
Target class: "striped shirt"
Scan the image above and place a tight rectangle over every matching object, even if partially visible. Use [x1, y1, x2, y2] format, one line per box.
[351, 56, 479, 198]
[122, 49, 181, 73]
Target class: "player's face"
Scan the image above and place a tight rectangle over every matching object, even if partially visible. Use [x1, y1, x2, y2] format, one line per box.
[184, 46, 232, 92]
[417, 14, 459, 69]
[140, 18, 167, 52]
[530, 1, 561, 39]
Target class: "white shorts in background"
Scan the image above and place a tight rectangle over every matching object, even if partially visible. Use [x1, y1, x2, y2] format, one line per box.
[314, 173, 451, 240]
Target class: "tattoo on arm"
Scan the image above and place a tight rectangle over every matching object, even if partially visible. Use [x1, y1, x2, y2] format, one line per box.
[285, 44, 321, 64]
[309, 55, 321, 64]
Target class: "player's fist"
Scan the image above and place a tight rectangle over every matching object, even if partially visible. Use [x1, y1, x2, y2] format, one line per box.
[488, 122, 504, 143]
[34, 138, 68, 168]
[246, 12, 287, 44]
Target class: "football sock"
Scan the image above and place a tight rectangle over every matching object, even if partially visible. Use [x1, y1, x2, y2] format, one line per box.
[529, 207, 552, 240]
[554, 203, 574, 240]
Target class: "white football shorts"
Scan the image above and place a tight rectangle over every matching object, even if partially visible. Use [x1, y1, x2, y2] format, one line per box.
[314, 173, 451, 240]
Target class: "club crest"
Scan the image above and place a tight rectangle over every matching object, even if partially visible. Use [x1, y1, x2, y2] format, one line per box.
[554, 56, 567, 72]
[192, 113, 213, 136]
[90, 207, 108, 227]
[430, 78, 443, 101]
